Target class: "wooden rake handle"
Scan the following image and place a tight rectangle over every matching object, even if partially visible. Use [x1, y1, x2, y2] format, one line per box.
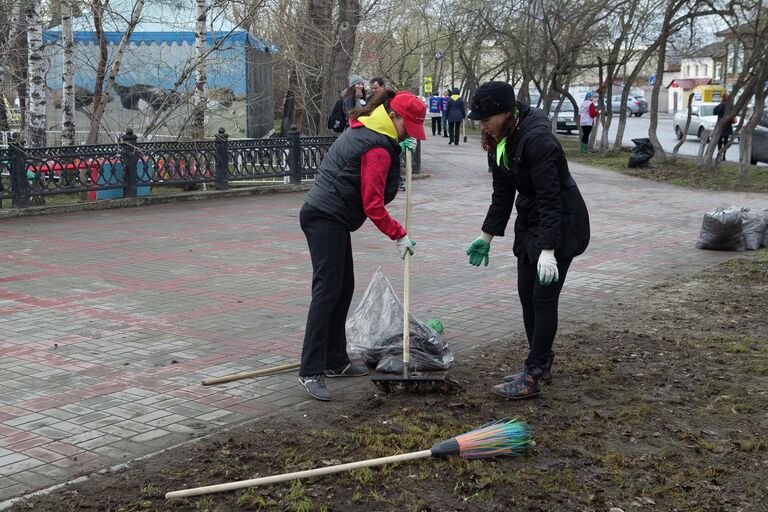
[402, 149, 413, 373]
[201, 362, 301, 386]
[166, 449, 432, 499]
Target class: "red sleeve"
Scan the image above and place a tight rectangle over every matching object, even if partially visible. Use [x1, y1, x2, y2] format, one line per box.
[360, 148, 406, 240]
[589, 103, 598, 118]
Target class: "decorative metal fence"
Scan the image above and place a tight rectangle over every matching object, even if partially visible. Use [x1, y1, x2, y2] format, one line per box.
[0, 126, 421, 210]
[0, 127, 338, 209]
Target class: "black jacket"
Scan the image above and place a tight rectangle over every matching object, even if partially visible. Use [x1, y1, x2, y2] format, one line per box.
[304, 125, 401, 231]
[482, 103, 590, 262]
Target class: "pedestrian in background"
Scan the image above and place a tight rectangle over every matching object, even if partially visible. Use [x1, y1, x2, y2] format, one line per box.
[578, 92, 599, 153]
[445, 87, 466, 145]
[342, 75, 367, 123]
[713, 94, 733, 161]
[298, 90, 425, 401]
[369, 77, 385, 101]
[442, 89, 451, 138]
[428, 92, 444, 136]
[466, 81, 590, 400]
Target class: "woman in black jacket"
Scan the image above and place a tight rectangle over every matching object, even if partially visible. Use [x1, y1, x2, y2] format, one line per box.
[465, 81, 590, 399]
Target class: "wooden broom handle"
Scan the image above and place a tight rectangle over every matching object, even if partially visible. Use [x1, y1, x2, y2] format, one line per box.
[165, 449, 432, 499]
[201, 362, 301, 386]
[402, 149, 413, 373]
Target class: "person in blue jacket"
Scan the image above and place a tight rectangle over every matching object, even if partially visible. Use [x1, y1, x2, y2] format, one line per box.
[442, 89, 451, 138]
[428, 92, 443, 136]
[445, 87, 466, 145]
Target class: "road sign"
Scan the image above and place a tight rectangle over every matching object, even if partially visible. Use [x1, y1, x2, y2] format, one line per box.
[424, 84, 432, 93]
[649, 75, 656, 86]
[424, 76, 432, 83]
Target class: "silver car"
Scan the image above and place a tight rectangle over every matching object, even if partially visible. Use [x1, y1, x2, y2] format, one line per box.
[673, 102, 737, 141]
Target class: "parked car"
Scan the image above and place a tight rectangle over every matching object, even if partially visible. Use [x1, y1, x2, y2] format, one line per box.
[611, 95, 648, 117]
[547, 100, 578, 134]
[751, 113, 768, 165]
[673, 102, 738, 141]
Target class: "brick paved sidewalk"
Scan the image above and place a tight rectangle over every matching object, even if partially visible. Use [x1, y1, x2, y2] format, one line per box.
[1, 134, 765, 504]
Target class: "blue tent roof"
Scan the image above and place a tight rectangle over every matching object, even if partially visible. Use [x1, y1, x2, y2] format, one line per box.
[43, 30, 275, 51]
[45, 0, 276, 51]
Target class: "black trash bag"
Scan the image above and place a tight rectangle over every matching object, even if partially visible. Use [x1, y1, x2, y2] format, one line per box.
[695, 207, 745, 251]
[346, 267, 454, 374]
[628, 138, 655, 168]
[741, 209, 765, 251]
[361, 333, 452, 373]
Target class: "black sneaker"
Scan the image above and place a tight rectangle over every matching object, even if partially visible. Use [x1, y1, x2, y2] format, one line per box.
[325, 363, 369, 378]
[298, 375, 331, 401]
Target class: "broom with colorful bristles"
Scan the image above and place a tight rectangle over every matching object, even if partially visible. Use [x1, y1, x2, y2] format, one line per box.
[165, 418, 531, 499]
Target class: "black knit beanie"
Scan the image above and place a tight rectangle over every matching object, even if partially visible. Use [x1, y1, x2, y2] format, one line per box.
[468, 81, 516, 120]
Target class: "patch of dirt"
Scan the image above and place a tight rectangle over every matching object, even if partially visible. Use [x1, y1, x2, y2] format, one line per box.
[9, 253, 768, 512]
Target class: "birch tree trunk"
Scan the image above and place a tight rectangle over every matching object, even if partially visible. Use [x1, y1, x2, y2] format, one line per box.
[25, 1, 46, 147]
[87, 0, 145, 144]
[192, 0, 207, 140]
[61, 0, 76, 145]
[0, 0, 22, 131]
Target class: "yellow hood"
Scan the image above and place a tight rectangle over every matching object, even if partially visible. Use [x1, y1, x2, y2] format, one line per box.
[450, 94, 461, 101]
[357, 105, 398, 140]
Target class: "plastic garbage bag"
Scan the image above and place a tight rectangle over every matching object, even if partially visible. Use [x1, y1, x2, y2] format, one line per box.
[760, 210, 768, 248]
[695, 207, 745, 251]
[345, 267, 453, 373]
[741, 209, 765, 251]
[628, 138, 655, 168]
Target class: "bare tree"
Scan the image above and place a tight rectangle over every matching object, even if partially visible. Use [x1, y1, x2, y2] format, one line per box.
[25, 0, 46, 147]
[321, 0, 360, 133]
[192, 0, 207, 139]
[61, 0, 76, 145]
[700, 3, 768, 172]
[0, 0, 22, 132]
[671, 91, 694, 159]
[86, 0, 145, 144]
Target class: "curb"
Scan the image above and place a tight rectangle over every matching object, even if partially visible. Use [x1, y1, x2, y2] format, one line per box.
[0, 174, 431, 220]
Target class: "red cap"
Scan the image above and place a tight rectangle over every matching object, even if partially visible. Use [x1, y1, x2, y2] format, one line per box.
[389, 91, 426, 140]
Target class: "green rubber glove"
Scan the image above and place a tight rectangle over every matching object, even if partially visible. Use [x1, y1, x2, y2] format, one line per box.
[466, 233, 494, 267]
[399, 137, 417, 153]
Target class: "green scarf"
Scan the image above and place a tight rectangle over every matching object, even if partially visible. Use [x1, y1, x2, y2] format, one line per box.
[496, 137, 509, 169]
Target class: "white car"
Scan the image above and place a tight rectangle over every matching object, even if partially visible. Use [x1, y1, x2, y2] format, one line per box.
[673, 102, 737, 141]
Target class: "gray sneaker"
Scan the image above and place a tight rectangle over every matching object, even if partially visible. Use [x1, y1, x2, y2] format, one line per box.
[298, 375, 331, 401]
[325, 363, 369, 378]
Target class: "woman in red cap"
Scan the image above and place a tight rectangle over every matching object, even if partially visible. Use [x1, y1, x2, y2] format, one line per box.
[298, 89, 426, 401]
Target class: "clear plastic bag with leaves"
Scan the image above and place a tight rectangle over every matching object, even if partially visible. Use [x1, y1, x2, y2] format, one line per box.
[345, 267, 453, 373]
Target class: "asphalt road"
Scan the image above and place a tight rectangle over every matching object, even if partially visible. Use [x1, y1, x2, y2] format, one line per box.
[573, 114, 756, 164]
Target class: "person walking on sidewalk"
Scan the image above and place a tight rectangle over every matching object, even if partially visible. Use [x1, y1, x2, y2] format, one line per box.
[578, 92, 599, 153]
[445, 87, 466, 145]
[428, 92, 444, 136]
[465, 81, 590, 400]
[442, 89, 451, 138]
[298, 90, 426, 401]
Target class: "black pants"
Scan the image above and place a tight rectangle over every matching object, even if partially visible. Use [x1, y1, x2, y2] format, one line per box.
[299, 205, 354, 376]
[517, 255, 573, 368]
[442, 117, 449, 137]
[717, 134, 730, 159]
[448, 121, 461, 145]
[581, 125, 592, 144]
[431, 117, 442, 135]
